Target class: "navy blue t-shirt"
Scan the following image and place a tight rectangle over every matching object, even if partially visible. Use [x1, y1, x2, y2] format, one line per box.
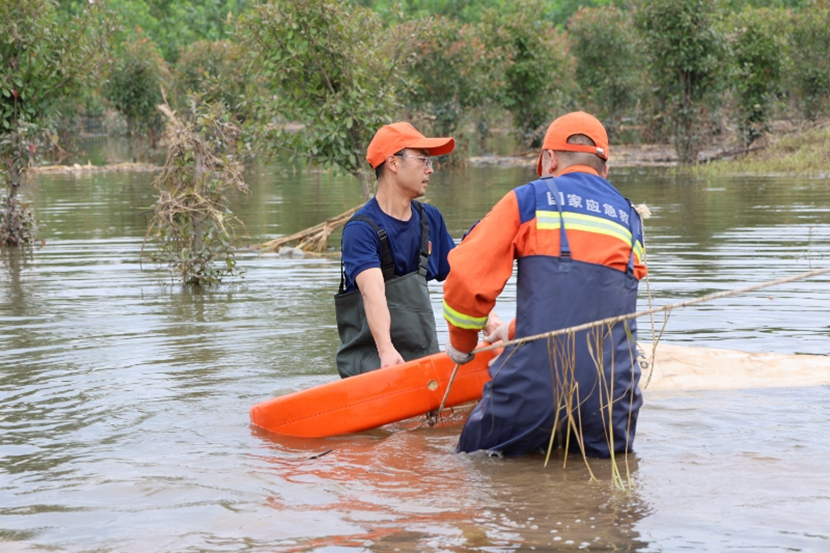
[341, 198, 455, 293]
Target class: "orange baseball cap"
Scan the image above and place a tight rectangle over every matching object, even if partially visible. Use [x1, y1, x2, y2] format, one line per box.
[537, 111, 609, 176]
[366, 122, 455, 169]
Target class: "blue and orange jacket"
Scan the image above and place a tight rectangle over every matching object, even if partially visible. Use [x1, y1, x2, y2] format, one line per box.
[443, 166, 647, 352]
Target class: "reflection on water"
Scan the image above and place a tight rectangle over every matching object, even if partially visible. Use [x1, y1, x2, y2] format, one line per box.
[1, 153, 829, 551]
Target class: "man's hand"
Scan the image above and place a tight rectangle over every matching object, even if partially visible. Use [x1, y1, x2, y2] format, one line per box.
[379, 346, 405, 368]
[483, 323, 509, 345]
[446, 342, 475, 365]
[483, 311, 505, 338]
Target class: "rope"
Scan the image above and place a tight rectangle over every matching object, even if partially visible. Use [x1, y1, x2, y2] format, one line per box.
[633, 203, 659, 388]
[428, 266, 828, 428]
[468, 266, 830, 356]
[437, 363, 460, 414]
[427, 362, 461, 425]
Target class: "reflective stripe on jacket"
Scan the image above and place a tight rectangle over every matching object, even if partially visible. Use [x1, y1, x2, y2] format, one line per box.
[443, 166, 646, 352]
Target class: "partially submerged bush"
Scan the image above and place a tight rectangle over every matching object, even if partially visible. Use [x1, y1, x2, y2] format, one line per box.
[0, 0, 111, 247]
[144, 101, 249, 287]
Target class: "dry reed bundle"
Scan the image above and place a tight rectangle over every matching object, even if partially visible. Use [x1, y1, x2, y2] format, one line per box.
[257, 204, 364, 253]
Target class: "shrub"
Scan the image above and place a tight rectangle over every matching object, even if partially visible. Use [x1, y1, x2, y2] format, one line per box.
[635, 0, 727, 163]
[172, 40, 249, 122]
[568, 6, 646, 142]
[104, 35, 171, 138]
[241, 0, 417, 200]
[481, 0, 576, 149]
[789, 0, 830, 120]
[722, 7, 789, 145]
[144, 101, 249, 287]
[405, 15, 505, 163]
[0, 0, 112, 246]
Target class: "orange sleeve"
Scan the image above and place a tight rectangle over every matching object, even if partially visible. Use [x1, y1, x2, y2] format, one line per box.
[443, 191, 521, 352]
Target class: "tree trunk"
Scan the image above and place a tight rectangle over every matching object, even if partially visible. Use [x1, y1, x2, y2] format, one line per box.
[193, 151, 205, 256]
[356, 167, 373, 201]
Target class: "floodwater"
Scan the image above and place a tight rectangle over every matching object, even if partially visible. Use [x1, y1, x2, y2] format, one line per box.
[1, 146, 829, 551]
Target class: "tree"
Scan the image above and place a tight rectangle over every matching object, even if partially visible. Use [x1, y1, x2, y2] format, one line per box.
[104, 35, 171, 140]
[789, 0, 830, 120]
[241, 0, 417, 200]
[723, 7, 789, 145]
[481, 0, 575, 149]
[568, 6, 645, 141]
[635, 0, 726, 163]
[405, 15, 504, 163]
[59, 0, 250, 63]
[173, 40, 249, 122]
[0, 0, 112, 247]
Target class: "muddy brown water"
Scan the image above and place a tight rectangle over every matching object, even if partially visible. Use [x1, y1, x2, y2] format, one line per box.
[1, 153, 829, 551]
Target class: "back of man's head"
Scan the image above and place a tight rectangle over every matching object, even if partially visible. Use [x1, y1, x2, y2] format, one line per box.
[557, 134, 606, 173]
[537, 111, 609, 176]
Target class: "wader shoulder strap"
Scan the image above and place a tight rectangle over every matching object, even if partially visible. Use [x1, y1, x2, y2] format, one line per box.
[414, 201, 430, 279]
[624, 200, 640, 276]
[338, 216, 396, 294]
[542, 179, 572, 260]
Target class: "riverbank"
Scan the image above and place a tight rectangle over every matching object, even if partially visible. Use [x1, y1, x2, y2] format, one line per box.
[693, 122, 830, 178]
[29, 122, 830, 177]
[30, 161, 162, 174]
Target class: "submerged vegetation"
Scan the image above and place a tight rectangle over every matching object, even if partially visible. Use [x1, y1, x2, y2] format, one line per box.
[0, 0, 112, 247]
[143, 101, 249, 286]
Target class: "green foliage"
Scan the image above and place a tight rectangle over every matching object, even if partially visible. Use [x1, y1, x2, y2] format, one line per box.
[144, 101, 249, 287]
[406, 16, 504, 161]
[789, 0, 830, 120]
[355, 0, 503, 23]
[60, 0, 249, 63]
[173, 40, 249, 121]
[568, 6, 645, 140]
[0, 0, 112, 246]
[104, 35, 171, 137]
[723, 7, 789, 145]
[481, 0, 575, 149]
[635, 0, 726, 163]
[355, 0, 616, 26]
[241, 0, 416, 200]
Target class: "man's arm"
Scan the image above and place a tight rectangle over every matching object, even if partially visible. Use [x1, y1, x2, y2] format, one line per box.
[355, 267, 405, 368]
[443, 190, 522, 354]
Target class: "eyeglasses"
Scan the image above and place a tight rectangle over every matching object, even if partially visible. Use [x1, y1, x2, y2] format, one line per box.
[394, 154, 433, 168]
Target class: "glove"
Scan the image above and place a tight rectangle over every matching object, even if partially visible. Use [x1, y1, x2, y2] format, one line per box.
[445, 341, 475, 365]
[483, 323, 509, 345]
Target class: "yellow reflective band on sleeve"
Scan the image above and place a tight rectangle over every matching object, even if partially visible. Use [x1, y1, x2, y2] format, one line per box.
[537, 210, 644, 263]
[633, 240, 644, 264]
[443, 301, 488, 330]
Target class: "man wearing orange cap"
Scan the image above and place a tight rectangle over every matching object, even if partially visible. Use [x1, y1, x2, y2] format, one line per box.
[333, 122, 457, 378]
[442, 112, 647, 458]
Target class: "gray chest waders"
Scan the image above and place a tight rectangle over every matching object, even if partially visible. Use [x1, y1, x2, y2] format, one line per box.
[333, 202, 440, 378]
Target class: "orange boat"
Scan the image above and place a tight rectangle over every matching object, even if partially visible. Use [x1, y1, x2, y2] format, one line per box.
[250, 345, 497, 438]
